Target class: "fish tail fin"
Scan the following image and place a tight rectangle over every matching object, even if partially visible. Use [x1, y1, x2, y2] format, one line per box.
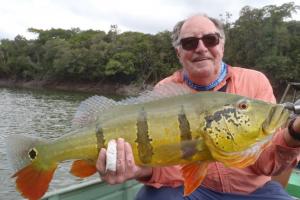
[6, 134, 57, 200]
[13, 163, 57, 200]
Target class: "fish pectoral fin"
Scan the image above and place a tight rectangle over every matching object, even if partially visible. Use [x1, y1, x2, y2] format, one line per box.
[181, 161, 209, 196]
[12, 163, 57, 200]
[224, 154, 258, 168]
[70, 160, 97, 178]
[217, 142, 271, 168]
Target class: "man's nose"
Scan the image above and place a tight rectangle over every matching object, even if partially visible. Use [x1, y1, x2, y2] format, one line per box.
[195, 39, 208, 52]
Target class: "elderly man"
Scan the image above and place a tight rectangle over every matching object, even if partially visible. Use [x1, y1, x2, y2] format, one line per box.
[96, 14, 300, 200]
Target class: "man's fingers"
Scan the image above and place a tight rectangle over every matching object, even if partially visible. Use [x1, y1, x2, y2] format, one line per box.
[116, 138, 126, 176]
[124, 142, 135, 170]
[96, 139, 136, 184]
[96, 148, 107, 177]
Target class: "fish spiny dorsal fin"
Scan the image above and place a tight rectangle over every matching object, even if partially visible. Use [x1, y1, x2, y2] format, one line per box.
[121, 82, 192, 105]
[72, 96, 119, 129]
[72, 83, 192, 128]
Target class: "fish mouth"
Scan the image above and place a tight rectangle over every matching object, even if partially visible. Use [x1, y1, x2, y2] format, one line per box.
[262, 105, 289, 135]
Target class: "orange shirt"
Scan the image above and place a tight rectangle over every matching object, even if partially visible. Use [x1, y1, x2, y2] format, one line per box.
[141, 66, 300, 194]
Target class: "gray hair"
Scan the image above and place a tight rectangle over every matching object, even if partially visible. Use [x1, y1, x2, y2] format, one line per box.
[171, 14, 226, 48]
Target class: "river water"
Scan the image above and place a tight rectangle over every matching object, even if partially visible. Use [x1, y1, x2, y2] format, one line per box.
[0, 87, 116, 200]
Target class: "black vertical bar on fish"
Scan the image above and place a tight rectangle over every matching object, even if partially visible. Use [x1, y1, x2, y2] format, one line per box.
[135, 107, 153, 164]
[178, 105, 192, 141]
[96, 126, 105, 151]
[178, 105, 196, 159]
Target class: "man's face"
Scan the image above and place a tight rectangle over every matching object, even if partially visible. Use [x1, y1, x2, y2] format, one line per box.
[176, 16, 224, 84]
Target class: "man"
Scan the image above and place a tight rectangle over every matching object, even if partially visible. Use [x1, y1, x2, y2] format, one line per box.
[96, 14, 300, 200]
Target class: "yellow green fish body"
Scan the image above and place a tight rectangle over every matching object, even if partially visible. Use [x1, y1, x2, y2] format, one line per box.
[6, 84, 290, 199]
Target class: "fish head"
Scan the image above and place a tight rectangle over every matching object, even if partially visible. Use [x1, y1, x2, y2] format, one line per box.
[201, 97, 290, 166]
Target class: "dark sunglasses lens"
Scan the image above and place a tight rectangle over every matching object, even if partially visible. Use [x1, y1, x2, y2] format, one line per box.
[202, 34, 219, 47]
[180, 34, 220, 50]
[181, 37, 199, 50]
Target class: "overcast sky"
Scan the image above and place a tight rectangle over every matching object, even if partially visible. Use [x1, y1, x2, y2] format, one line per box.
[1, 0, 299, 40]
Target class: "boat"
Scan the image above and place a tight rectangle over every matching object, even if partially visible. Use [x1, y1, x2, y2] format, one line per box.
[42, 179, 142, 200]
[42, 170, 300, 200]
[286, 169, 300, 199]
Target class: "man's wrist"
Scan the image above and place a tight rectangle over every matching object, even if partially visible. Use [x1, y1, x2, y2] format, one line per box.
[288, 118, 300, 141]
[283, 117, 300, 148]
[135, 167, 153, 181]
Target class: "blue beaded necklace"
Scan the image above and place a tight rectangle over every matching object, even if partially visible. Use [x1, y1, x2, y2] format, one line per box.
[183, 62, 228, 91]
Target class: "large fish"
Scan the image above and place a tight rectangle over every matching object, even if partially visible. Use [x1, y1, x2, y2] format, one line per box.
[6, 84, 290, 200]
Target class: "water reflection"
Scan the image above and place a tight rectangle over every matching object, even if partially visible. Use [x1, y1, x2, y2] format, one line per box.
[0, 87, 115, 200]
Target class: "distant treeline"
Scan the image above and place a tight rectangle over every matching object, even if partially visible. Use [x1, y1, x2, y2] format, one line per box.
[0, 2, 299, 91]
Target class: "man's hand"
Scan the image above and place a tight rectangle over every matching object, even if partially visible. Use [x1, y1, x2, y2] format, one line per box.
[284, 117, 300, 147]
[96, 138, 153, 184]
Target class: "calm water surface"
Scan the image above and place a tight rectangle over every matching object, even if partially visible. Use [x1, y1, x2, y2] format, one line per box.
[0, 87, 117, 200]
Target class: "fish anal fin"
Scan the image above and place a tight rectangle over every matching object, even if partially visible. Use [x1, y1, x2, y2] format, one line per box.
[181, 161, 209, 196]
[70, 160, 97, 178]
[13, 164, 57, 200]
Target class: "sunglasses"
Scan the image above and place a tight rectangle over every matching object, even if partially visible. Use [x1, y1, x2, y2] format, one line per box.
[179, 33, 221, 51]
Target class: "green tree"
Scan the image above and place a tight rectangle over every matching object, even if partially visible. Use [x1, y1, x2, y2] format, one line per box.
[224, 2, 299, 90]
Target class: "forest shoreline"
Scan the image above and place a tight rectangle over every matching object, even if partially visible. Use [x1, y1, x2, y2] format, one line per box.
[0, 78, 153, 96]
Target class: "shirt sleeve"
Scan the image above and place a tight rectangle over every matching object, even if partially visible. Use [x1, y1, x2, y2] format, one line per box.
[252, 71, 276, 103]
[137, 166, 184, 188]
[249, 72, 300, 175]
[251, 130, 300, 176]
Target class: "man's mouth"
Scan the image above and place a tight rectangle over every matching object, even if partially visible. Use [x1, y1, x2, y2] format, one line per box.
[192, 57, 210, 62]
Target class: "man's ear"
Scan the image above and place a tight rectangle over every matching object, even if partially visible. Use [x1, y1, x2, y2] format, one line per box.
[220, 42, 225, 54]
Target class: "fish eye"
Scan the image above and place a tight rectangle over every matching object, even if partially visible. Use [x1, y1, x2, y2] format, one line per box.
[28, 148, 38, 160]
[238, 102, 248, 110]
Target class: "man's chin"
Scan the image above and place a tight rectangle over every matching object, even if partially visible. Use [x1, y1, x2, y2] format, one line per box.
[189, 68, 213, 79]
[193, 64, 213, 73]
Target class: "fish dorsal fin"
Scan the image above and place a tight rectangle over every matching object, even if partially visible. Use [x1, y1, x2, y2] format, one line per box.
[72, 83, 191, 128]
[72, 96, 119, 129]
[181, 161, 210, 196]
[121, 82, 192, 104]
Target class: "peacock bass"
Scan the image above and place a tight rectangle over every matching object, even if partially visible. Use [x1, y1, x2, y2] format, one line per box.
[6, 83, 290, 200]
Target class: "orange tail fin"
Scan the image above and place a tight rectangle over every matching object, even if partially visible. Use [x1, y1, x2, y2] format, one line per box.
[70, 160, 97, 178]
[12, 164, 57, 200]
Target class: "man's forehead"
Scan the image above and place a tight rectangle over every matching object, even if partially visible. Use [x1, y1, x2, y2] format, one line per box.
[180, 16, 217, 36]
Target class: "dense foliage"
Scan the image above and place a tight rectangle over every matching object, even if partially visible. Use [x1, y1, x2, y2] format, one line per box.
[0, 2, 299, 91]
[224, 2, 300, 92]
